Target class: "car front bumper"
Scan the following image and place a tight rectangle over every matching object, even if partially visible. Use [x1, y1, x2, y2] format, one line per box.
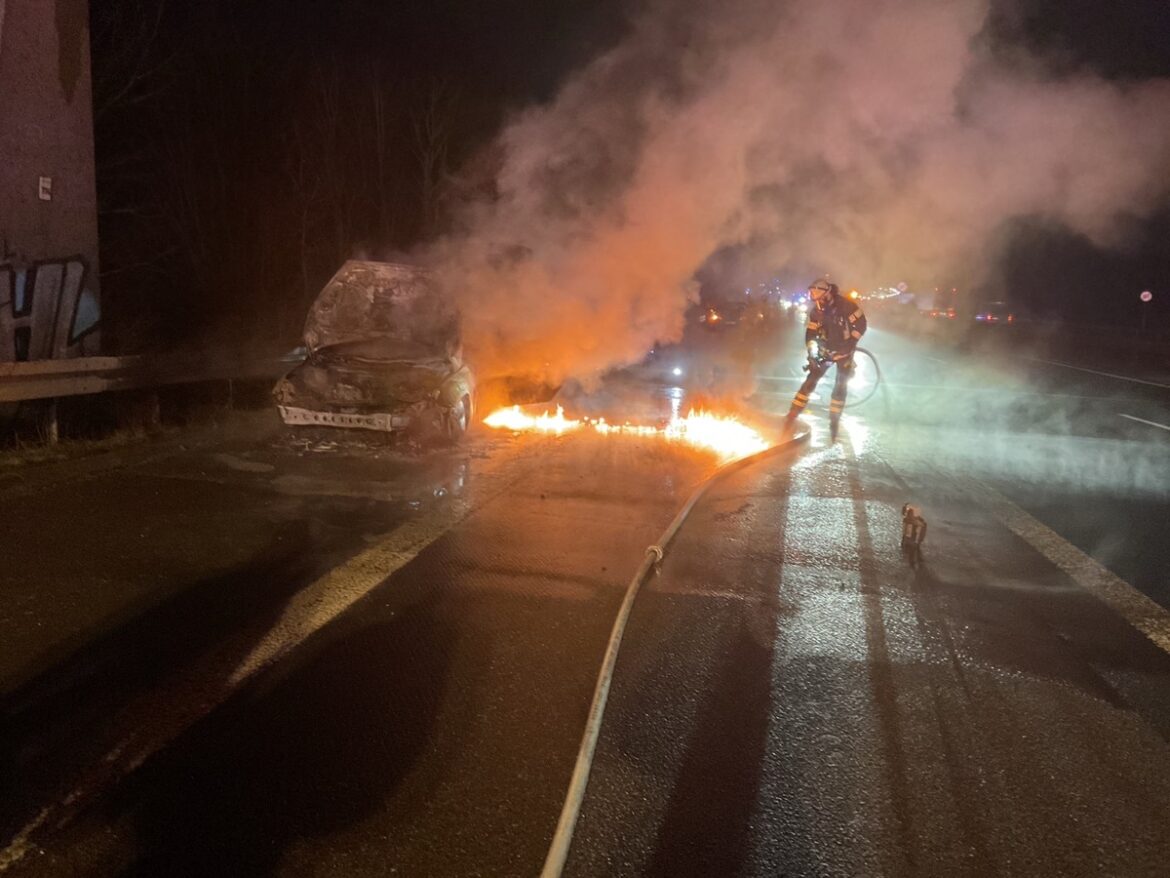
[277, 405, 413, 433]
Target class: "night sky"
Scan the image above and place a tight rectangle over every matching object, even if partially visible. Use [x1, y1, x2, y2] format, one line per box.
[985, 0, 1170, 322]
[89, 0, 1170, 349]
[989, 0, 1170, 81]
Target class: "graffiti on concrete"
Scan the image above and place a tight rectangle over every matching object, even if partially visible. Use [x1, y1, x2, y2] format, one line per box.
[0, 256, 101, 361]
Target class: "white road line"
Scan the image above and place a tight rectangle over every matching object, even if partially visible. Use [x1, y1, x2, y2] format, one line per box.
[964, 479, 1170, 656]
[0, 502, 474, 871]
[0, 452, 535, 873]
[0, 811, 47, 873]
[1028, 358, 1170, 389]
[1120, 413, 1170, 433]
[229, 503, 470, 683]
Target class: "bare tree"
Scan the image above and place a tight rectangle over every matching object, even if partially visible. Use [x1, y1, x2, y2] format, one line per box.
[366, 61, 401, 244]
[284, 110, 326, 310]
[90, 0, 173, 123]
[410, 78, 459, 239]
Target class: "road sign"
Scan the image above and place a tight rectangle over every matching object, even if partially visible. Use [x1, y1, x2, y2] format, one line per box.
[1140, 290, 1153, 303]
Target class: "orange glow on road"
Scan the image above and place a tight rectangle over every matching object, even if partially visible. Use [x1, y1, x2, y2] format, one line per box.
[484, 406, 770, 462]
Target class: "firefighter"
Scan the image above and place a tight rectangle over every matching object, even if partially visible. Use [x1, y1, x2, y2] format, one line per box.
[901, 503, 928, 567]
[783, 279, 867, 440]
[901, 504, 928, 548]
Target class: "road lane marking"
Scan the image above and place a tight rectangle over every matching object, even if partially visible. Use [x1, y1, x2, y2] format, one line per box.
[1120, 413, 1170, 433]
[963, 479, 1170, 656]
[229, 502, 471, 684]
[1027, 358, 1170, 389]
[0, 448, 538, 873]
[0, 501, 477, 871]
[0, 811, 48, 872]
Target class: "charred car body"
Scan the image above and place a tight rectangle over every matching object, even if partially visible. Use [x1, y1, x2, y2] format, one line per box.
[274, 260, 474, 442]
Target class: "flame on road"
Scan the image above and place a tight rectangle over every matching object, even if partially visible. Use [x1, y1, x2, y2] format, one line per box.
[482, 405, 581, 435]
[484, 405, 770, 462]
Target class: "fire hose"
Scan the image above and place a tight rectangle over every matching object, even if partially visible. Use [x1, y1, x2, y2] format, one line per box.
[802, 345, 882, 409]
[540, 428, 810, 878]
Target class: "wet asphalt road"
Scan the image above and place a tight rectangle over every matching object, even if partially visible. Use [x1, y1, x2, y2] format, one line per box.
[2, 314, 1170, 876]
[570, 408, 1170, 877]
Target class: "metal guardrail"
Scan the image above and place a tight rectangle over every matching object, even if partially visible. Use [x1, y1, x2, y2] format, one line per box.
[0, 350, 304, 404]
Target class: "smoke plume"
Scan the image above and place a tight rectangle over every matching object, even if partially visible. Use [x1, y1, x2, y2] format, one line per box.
[427, 0, 1170, 382]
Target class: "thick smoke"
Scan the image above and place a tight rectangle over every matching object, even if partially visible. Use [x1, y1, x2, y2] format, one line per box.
[427, 0, 1170, 382]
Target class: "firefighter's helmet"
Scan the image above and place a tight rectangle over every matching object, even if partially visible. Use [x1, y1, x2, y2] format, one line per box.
[809, 279, 836, 304]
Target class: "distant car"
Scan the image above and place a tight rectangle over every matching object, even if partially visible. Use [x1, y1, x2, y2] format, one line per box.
[273, 260, 475, 443]
[699, 300, 764, 329]
[971, 301, 1016, 326]
[634, 342, 689, 383]
[920, 306, 957, 320]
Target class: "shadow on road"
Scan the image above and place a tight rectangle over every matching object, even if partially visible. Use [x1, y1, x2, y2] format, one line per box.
[0, 495, 404, 847]
[644, 617, 776, 877]
[110, 598, 454, 876]
[637, 466, 795, 877]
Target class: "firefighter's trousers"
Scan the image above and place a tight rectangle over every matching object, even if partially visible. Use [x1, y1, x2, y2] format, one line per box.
[787, 353, 854, 424]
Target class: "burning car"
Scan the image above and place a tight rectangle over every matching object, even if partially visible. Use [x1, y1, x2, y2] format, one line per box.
[273, 260, 474, 442]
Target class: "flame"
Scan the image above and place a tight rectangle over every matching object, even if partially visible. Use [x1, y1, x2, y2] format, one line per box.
[663, 410, 769, 459]
[483, 405, 581, 434]
[484, 405, 770, 462]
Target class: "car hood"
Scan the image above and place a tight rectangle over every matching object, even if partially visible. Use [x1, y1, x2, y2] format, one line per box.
[303, 260, 460, 358]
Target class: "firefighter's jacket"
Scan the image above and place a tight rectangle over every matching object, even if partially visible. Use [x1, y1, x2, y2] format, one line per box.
[806, 295, 867, 356]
